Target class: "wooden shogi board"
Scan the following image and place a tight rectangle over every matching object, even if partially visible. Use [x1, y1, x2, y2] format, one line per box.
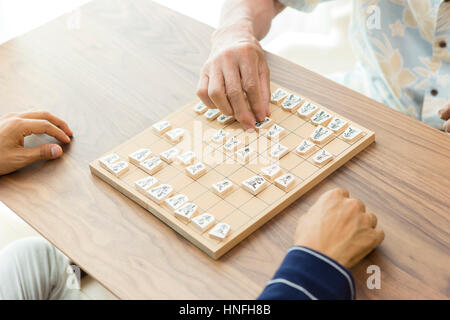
[89, 82, 375, 259]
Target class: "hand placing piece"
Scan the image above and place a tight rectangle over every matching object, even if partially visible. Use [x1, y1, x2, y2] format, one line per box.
[196, 24, 271, 130]
[294, 188, 385, 268]
[438, 102, 450, 133]
[0, 111, 73, 175]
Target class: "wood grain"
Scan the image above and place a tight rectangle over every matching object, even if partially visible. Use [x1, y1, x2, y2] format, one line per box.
[0, 0, 448, 299]
[89, 87, 374, 259]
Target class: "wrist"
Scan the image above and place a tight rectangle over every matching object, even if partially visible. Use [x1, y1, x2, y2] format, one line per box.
[212, 19, 255, 45]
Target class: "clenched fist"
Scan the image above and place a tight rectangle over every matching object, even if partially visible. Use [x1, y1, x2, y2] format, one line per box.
[294, 188, 385, 268]
[0, 111, 73, 175]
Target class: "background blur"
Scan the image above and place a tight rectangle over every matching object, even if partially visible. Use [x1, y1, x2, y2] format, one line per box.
[0, 0, 356, 299]
[0, 0, 356, 75]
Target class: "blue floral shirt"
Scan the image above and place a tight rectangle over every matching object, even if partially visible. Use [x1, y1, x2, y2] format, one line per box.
[280, 0, 450, 130]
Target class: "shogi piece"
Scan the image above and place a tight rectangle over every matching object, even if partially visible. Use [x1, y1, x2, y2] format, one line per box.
[310, 125, 334, 145]
[186, 162, 207, 179]
[261, 164, 282, 181]
[191, 213, 216, 233]
[140, 157, 164, 175]
[106, 161, 129, 177]
[177, 151, 196, 165]
[297, 102, 319, 120]
[152, 120, 172, 135]
[281, 94, 304, 113]
[269, 143, 289, 160]
[165, 128, 185, 143]
[310, 109, 333, 126]
[312, 149, 334, 166]
[327, 117, 348, 134]
[295, 139, 318, 157]
[266, 124, 286, 140]
[210, 129, 229, 144]
[147, 184, 173, 204]
[204, 108, 220, 120]
[217, 114, 235, 125]
[209, 223, 231, 241]
[99, 153, 119, 170]
[235, 146, 254, 163]
[274, 173, 295, 192]
[194, 101, 208, 114]
[270, 88, 288, 106]
[165, 194, 189, 211]
[160, 147, 180, 164]
[241, 175, 268, 195]
[223, 137, 242, 152]
[128, 148, 152, 165]
[341, 126, 363, 143]
[255, 117, 273, 131]
[212, 179, 234, 197]
[135, 176, 158, 195]
[174, 202, 198, 222]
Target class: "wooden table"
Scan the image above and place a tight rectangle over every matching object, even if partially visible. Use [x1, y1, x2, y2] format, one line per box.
[0, 0, 448, 300]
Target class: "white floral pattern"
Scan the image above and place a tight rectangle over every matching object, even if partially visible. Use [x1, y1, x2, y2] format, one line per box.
[280, 0, 450, 131]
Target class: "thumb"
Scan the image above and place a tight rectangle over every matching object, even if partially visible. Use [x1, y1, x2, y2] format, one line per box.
[23, 144, 63, 163]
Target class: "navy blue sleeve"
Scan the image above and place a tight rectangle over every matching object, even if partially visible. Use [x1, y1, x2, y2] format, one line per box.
[258, 246, 355, 300]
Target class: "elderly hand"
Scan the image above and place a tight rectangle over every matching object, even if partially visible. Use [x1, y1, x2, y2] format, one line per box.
[197, 23, 271, 130]
[438, 102, 450, 132]
[294, 188, 385, 268]
[0, 111, 73, 175]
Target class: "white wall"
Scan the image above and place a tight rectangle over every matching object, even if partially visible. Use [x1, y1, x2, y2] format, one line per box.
[0, 0, 356, 75]
[0, 0, 90, 44]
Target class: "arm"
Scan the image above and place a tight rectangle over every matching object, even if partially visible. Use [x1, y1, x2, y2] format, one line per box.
[197, 0, 285, 130]
[258, 188, 385, 300]
[0, 111, 73, 175]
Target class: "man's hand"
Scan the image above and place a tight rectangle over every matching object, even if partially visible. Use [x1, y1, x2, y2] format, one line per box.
[0, 111, 73, 175]
[196, 0, 285, 130]
[197, 24, 270, 130]
[294, 188, 385, 268]
[438, 102, 450, 132]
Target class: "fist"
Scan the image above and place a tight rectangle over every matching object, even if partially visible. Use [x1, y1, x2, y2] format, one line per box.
[0, 111, 73, 175]
[294, 188, 385, 268]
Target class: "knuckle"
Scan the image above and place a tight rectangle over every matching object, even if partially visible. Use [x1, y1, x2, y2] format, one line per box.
[347, 199, 364, 213]
[208, 86, 223, 100]
[242, 80, 257, 93]
[196, 86, 208, 98]
[226, 86, 242, 99]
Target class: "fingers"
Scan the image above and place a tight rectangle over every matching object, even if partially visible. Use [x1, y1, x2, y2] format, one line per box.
[20, 144, 64, 165]
[20, 119, 71, 144]
[222, 64, 255, 129]
[372, 228, 385, 247]
[19, 111, 73, 137]
[325, 188, 350, 199]
[208, 69, 234, 117]
[258, 58, 271, 117]
[196, 74, 215, 109]
[240, 59, 265, 122]
[438, 103, 450, 120]
[363, 212, 378, 228]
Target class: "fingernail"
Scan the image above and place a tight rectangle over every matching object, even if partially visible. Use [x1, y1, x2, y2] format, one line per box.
[51, 145, 62, 158]
[246, 128, 255, 133]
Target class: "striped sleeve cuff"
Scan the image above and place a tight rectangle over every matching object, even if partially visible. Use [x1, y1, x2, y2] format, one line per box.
[258, 246, 355, 300]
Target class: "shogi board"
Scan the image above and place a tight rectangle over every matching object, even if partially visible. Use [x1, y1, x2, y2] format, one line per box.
[89, 82, 375, 259]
